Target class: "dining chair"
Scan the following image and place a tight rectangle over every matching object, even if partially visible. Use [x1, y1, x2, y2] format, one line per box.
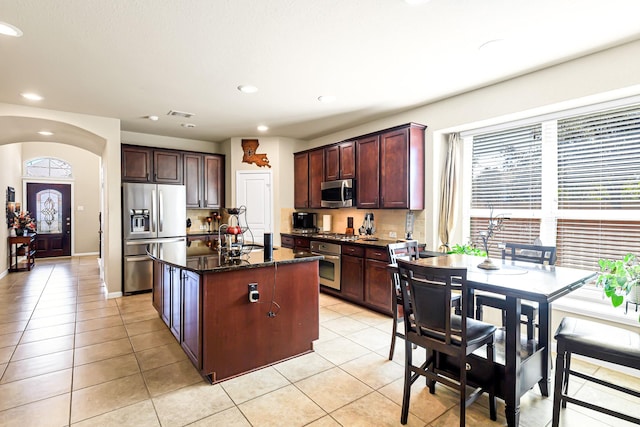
[475, 242, 557, 341]
[386, 242, 461, 360]
[396, 259, 497, 427]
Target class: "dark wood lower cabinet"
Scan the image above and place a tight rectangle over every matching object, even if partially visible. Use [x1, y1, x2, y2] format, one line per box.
[364, 258, 392, 313]
[181, 270, 201, 368]
[341, 254, 364, 300]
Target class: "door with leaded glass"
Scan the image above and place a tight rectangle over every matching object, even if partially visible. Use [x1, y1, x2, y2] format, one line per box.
[26, 183, 72, 257]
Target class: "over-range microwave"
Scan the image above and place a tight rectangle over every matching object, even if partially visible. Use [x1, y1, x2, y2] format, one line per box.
[321, 179, 355, 208]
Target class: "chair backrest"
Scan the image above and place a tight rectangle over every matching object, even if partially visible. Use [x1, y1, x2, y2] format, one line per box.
[501, 242, 557, 265]
[397, 259, 468, 347]
[387, 241, 419, 291]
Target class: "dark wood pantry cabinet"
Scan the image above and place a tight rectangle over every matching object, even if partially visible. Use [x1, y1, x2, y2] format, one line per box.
[184, 153, 225, 209]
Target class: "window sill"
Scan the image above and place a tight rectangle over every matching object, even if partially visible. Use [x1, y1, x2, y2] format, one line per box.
[553, 295, 640, 328]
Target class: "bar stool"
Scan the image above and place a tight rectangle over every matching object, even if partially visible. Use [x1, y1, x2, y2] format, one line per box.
[552, 317, 640, 426]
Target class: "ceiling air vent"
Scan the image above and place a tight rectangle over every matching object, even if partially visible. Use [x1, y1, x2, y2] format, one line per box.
[167, 110, 195, 118]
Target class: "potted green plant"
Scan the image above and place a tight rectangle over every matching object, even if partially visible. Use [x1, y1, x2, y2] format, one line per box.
[448, 242, 487, 257]
[596, 253, 640, 319]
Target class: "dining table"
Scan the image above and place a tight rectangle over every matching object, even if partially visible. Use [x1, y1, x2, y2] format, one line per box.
[403, 253, 597, 427]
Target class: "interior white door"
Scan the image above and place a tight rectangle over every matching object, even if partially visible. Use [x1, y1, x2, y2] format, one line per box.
[236, 171, 272, 245]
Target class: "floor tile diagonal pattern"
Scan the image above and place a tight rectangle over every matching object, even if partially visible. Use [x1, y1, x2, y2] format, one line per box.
[0, 257, 638, 426]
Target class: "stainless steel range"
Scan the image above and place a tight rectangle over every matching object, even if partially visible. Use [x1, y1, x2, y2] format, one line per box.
[310, 240, 341, 290]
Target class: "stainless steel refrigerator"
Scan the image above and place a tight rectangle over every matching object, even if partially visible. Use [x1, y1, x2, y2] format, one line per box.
[122, 183, 186, 294]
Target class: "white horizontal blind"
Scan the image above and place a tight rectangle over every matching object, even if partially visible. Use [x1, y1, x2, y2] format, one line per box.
[470, 217, 541, 255]
[557, 219, 640, 269]
[557, 105, 640, 210]
[471, 124, 542, 209]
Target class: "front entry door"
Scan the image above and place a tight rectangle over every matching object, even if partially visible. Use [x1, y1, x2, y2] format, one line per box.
[27, 183, 72, 258]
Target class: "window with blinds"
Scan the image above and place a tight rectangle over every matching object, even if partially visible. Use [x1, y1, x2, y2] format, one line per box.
[471, 124, 542, 210]
[470, 217, 541, 254]
[467, 102, 640, 303]
[557, 105, 640, 210]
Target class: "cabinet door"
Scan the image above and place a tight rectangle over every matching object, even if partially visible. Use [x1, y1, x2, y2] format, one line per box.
[324, 145, 340, 181]
[181, 270, 201, 368]
[364, 258, 393, 314]
[152, 260, 163, 313]
[356, 135, 380, 208]
[308, 149, 324, 208]
[294, 152, 309, 208]
[184, 154, 203, 208]
[161, 264, 172, 326]
[170, 266, 182, 340]
[339, 141, 356, 179]
[122, 146, 152, 182]
[203, 155, 224, 208]
[380, 128, 409, 208]
[293, 237, 310, 251]
[341, 254, 364, 300]
[154, 150, 183, 184]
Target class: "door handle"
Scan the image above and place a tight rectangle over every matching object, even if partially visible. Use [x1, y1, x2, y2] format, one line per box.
[159, 190, 164, 232]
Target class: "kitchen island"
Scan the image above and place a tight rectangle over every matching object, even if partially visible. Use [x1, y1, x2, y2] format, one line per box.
[147, 240, 322, 383]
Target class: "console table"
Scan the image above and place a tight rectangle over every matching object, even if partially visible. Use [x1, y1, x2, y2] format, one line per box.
[8, 233, 36, 272]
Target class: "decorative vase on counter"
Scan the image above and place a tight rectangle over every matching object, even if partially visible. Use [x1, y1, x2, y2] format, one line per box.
[9, 228, 16, 237]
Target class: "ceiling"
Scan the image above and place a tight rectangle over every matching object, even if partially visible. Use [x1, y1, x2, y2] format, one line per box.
[1, 0, 640, 143]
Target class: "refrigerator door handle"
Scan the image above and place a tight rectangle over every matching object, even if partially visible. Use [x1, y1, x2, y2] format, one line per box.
[151, 189, 157, 233]
[159, 189, 164, 232]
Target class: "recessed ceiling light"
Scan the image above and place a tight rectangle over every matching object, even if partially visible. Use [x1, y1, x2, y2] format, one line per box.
[21, 92, 43, 101]
[318, 95, 336, 103]
[237, 85, 258, 94]
[181, 123, 196, 128]
[147, 115, 159, 121]
[478, 39, 505, 52]
[38, 131, 53, 136]
[257, 125, 269, 132]
[0, 21, 23, 37]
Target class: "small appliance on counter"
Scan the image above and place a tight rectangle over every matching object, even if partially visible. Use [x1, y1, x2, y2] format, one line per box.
[345, 217, 354, 235]
[359, 212, 377, 240]
[292, 212, 317, 233]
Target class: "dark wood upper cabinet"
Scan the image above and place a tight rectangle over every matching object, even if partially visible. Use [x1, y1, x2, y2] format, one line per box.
[356, 135, 381, 209]
[325, 141, 355, 181]
[184, 154, 202, 207]
[355, 123, 425, 209]
[122, 146, 152, 182]
[184, 153, 225, 209]
[308, 149, 324, 208]
[122, 145, 182, 184]
[153, 149, 183, 184]
[294, 152, 309, 208]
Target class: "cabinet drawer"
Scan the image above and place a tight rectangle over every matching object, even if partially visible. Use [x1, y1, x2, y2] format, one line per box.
[281, 235, 294, 248]
[342, 244, 364, 257]
[365, 247, 389, 262]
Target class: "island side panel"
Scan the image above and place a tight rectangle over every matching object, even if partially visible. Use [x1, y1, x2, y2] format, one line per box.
[202, 260, 319, 382]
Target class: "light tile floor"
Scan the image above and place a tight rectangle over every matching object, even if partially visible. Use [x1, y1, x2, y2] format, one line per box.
[0, 256, 638, 426]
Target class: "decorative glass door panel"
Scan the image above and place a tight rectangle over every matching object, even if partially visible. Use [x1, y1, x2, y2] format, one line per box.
[27, 183, 72, 257]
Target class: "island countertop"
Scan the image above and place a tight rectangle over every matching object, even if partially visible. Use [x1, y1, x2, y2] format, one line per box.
[146, 240, 322, 273]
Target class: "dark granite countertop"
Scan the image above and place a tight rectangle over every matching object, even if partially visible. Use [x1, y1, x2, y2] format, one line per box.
[280, 231, 444, 258]
[147, 240, 322, 273]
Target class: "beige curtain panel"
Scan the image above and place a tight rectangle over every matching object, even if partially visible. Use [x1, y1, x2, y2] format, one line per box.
[438, 133, 459, 252]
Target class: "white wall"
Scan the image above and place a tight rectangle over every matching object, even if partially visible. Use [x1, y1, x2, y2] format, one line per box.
[0, 143, 24, 278]
[20, 142, 101, 255]
[305, 39, 640, 250]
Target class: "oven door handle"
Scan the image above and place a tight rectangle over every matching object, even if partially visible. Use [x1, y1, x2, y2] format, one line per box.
[313, 253, 341, 261]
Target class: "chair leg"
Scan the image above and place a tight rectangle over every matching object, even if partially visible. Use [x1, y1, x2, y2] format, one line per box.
[389, 299, 398, 360]
[400, 338, 412, 425]
[526, 316, 535, 341]
[552, 348, 566, 427]
[459, 359, 467, 427]
[475, 302, 483, 320]
[562, 352, 572, 409]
